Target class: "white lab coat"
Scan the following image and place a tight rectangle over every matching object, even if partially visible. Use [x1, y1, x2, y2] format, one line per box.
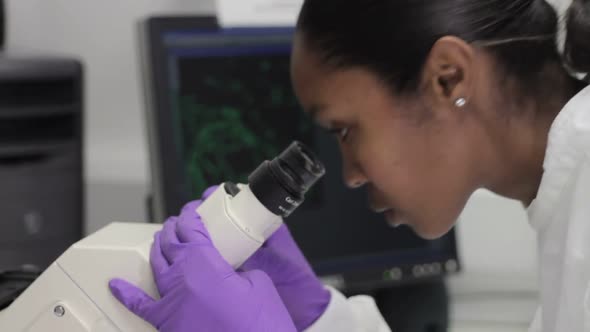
[305, 85, 590, 332]
[527, 84, 590, 332]
[305, 287, 391, 332]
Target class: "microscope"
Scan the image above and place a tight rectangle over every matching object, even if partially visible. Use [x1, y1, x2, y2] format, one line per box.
[0, 141, 324, 331]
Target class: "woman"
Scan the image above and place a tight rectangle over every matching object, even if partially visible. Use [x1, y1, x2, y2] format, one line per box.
[109, 0, 590, 331]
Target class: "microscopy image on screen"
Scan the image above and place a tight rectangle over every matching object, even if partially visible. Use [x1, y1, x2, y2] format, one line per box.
[173, 53, 312, 198]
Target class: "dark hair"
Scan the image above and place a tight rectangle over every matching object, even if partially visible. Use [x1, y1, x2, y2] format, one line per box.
[565, 0, 590, 74]
[297, 0, 590, 94]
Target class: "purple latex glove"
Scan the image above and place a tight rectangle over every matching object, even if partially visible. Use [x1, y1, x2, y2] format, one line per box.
[241, 224, 331, 331]
[109, 200, 297, 332]
[202, 186, 331, 331]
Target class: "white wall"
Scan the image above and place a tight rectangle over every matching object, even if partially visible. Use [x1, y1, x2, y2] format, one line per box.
[453, 190, 538, 290]
[451, 190, 538, 325]
[5, 1, 538, 291]
[6, 0, 216, 232]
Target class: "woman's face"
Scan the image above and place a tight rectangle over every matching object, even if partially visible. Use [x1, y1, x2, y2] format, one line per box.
[290, 34, 481, 239]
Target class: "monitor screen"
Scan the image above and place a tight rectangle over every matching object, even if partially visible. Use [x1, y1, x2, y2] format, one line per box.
[142, 17, 460, 290]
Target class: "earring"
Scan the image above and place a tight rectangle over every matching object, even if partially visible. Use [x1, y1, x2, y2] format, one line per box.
[454, 97, 467, 108]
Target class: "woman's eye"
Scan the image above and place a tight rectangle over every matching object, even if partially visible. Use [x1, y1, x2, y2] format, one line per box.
[328, 127, 350, 141]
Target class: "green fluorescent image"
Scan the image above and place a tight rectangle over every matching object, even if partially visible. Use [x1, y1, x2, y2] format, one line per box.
[173, 53, 312, 197]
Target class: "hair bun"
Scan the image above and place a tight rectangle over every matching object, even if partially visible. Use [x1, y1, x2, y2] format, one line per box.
[564, 0, 590, 74]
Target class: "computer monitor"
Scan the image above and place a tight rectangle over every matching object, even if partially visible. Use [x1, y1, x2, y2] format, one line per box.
[141, 16, 460, 292]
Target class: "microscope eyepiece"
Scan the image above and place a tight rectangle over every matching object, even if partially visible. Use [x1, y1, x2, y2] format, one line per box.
[248, 141, 325, 217]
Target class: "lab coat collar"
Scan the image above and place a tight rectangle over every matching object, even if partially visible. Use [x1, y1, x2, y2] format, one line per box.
[527, 85, 590, 232]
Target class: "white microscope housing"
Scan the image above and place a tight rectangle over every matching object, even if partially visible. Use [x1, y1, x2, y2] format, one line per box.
[0, 141, 325, 331]
[0, 222, 161, 332]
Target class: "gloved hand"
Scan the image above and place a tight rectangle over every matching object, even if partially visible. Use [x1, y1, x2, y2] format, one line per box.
[241, 224, 331, 331]
[202, 186, 331, 331]
[109, 200, 297, 332]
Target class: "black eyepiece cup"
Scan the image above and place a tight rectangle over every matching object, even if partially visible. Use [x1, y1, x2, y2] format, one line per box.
[248, 141, 325, 217]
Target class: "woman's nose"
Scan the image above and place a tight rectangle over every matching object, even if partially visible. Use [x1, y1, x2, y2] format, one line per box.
[342, 155, 368, 189]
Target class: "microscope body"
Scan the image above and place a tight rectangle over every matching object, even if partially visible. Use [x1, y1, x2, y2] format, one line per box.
[197, 183, 284, 268]
[0, 141, 324, 331]
[0, 222, 161, 332]
[0, 184, 285, 331]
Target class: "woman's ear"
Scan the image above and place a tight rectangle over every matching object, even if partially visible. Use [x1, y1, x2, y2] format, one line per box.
[421, 36, 475, 109]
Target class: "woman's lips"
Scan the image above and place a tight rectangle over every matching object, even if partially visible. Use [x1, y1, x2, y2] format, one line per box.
[384, 209, 405, 228]
[370, 203, 407, 228]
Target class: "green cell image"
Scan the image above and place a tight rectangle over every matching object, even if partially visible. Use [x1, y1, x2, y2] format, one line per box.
[173, 53, 312, 197]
